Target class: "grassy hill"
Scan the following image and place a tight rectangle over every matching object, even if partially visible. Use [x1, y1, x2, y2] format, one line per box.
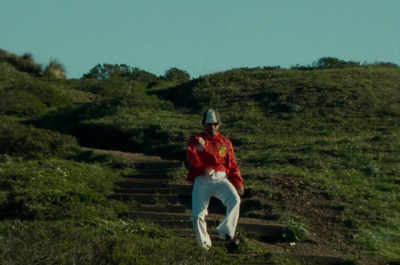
[0, 51, 399, 264]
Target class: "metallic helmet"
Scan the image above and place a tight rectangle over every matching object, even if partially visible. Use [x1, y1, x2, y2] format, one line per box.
[202, 109, 221, 124]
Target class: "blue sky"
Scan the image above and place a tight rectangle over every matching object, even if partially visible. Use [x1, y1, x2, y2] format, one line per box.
[1, 0, 399, 79]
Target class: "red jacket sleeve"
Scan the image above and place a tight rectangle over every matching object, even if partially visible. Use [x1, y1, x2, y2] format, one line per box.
[225, 139, 244, 188]
[186, 134, 206, 181]
[187, 134, 203, 169]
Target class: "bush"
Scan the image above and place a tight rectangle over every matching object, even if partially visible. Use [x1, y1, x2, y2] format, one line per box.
[0, 49, 42, 76]
[0, 80, 72, 117]
[0, 121, 79, 158]
[44, 58, 66, 79]
[82, 63, 158, 83]
[0, 89, 47, 116]
[17, 81, 72, 108]
[0, 159, 122, 220]
[69, 78, 108, 94]
[164, 67, 190, 82]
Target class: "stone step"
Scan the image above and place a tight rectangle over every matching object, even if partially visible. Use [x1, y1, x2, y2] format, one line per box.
[101, 149, 348, 265]
[123, 173, 171, 179]
[115, 181, 224, 213]
[136, 204, 186, 213]
[228, 253, 344, 265]
[134, 161, 184, 171]
[166, 183, 260, 200]
[144, 219, 221, 229]
[169, 228, 222, 240]
[114, 188, 172, 194]
[165, 230, 344, 265]
[127, 212, 218, 229]
[115, 182, 192, 195]
[127, 211, 286, 239]
[265, 253, 345, 265]
[128, 211, 191, 221]
[115, 178, 168, 189]
[169, 228, 207, 236]
[166, 183, 192, 195]
[165, 221, 285, 243]
[176, 195, 228, 214]
[110, 194, 178, 204]
[236, 222, 286, 242]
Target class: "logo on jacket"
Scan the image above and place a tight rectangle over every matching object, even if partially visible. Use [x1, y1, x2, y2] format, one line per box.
[217, 146, 227, 157]
[198, 137, 205, 145]
[196, 137, 205, 151]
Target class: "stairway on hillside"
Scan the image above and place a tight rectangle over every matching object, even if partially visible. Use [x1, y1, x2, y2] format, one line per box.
[109, 154, 345, 265]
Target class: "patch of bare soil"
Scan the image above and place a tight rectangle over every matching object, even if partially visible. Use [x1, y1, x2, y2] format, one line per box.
[266, 174, 386, 265]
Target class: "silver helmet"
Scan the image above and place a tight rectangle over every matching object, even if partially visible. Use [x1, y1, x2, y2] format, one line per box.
[202, 109, 221, 124]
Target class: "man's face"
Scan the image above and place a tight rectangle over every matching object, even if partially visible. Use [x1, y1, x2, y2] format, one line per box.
[204, 123, 220, 136]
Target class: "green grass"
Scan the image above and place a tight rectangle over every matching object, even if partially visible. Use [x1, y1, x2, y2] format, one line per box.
[1, 59, 400, 263]
[0, 158, 122, 220]
[0, 220, 236, 265]
[232, 116, 400, 260]
[0, 153, 239, 264]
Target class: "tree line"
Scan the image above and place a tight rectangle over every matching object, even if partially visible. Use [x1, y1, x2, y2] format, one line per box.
[1, 49, 398, 82]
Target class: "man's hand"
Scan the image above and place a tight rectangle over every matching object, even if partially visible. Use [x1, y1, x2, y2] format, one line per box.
[236, 186, 244, 196]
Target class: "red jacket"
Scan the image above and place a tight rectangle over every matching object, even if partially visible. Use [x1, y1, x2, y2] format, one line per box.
[186, 131, 244, 188]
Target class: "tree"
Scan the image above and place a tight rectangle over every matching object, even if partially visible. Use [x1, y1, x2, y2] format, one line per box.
[313, 57, 341, 68]
[164, 67, 190, 83]
[82, 63, 158, 83]
[313, 57, 360, 69]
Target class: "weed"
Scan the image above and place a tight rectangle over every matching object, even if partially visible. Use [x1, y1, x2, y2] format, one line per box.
[280, 214, 310, 242]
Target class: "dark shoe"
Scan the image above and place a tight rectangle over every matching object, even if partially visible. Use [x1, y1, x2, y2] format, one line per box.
[225, 235, 240, 253]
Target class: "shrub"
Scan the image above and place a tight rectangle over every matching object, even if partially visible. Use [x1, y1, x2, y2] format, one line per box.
[164, 67, 190, 82]
[69, 78, 108, 94]
[82, 63, 158, 83]
[0, 89, 47, 116]
[44, 58, 66, 79]
[0, 159, 121, 220]
[0, 49, 42, 76]
[0, 121, 79, 158]
[0, 80, 72, 117]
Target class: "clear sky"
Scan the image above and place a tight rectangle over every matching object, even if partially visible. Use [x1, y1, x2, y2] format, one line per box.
[1, 0, 399, 79]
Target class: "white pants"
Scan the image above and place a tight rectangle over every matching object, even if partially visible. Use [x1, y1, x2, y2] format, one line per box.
[191, 172, 241, 249]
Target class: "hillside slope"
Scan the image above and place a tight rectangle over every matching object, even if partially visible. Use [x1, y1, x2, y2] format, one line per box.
[1, 56, 400, 264]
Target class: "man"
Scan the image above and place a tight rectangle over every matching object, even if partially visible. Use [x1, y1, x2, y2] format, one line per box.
[186, 109, 244, 251]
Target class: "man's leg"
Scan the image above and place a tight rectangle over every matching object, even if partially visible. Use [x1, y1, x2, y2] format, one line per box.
[191, 177, 213, 249]
[213, 177, 241, 239]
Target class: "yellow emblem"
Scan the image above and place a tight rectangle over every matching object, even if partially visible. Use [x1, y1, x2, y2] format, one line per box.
[219, 149, 227, 157]
[217, 145, 227, 157]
